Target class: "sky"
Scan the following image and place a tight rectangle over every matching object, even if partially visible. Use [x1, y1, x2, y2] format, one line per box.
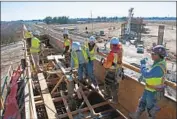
[1, 2, 176, 21]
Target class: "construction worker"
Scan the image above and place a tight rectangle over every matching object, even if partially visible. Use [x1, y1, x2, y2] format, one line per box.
[62, 29, 72, 68]
[86, 36, 99, 87]
[129, 45, 167, 119]
[70, 42, 88, 84]
[24, 30, 33, 48]
[30, 33, 42, 73]
[100, 37, 124, 103]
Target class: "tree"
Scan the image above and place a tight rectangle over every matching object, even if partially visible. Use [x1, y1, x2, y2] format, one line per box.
[44, 16, 52, 24]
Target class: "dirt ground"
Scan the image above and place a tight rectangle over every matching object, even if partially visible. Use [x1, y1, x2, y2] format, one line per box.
[1, 41, 24, 82]
[53, 22, 176, 56]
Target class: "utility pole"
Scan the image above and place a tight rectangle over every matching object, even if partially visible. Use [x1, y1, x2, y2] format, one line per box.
[91, 11, 93, 35]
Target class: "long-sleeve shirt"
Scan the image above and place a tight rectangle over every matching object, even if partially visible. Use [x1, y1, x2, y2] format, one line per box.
[141, 64, 164, 79]
[70, 50, 87, 69]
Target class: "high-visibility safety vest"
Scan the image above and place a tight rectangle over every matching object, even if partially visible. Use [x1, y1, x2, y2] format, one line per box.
[145, 60, 167, 92]
[25, 31, 32, 39]
[30, 37, 41, 53]
[85, 43, 96, 61]
[89, 48, 96, 60]
[71, 47, 88, 68]
[64, 39, 71, 47]
[103, 47, 123, 69]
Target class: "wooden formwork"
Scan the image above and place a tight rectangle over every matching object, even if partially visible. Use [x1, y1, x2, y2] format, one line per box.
[25, 24, 176, 119]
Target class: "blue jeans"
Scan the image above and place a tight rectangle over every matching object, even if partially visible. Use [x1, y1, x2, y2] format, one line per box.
[87, 60, 97, 84]
[78, 63, 87, 80]
[138, 90, 160, 113]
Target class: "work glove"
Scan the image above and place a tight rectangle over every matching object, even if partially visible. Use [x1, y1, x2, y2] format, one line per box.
[140, 58, 147, 69]
[100, 58, 104, 65]
[88, 57, 91, 62]
[140, 59, 146, 65]
[112, 62, 116, 66]
[97, 48, 99, 53]
[69, 69, 73, 75]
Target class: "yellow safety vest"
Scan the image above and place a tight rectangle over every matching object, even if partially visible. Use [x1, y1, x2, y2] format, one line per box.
[85, 43, 96, 61]
[145, 60, 167, 92]
[90, 47, 96, 61]
[71, 48, 88, 68]
[30, 37, 41, 53]
[64, 39, 70, 47]
[25, 31, 32, 39]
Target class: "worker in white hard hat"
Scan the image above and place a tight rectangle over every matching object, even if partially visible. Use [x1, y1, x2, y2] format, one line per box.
[100, 37, 124, 104]
[70, 42, 89, 84]
[129, 45, 167, 119]
[85, 36, 99, 88]
[63, 29, 72, 68]
[30, 33, 42, 73]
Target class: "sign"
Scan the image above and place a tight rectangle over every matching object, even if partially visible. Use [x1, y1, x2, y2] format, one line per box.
[157, 25, 165, 45]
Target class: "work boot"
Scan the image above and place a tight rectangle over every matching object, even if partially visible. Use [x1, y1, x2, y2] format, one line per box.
[109, 99, 118, 104]
[129, 109, 142, 119]
[104, 95, 112, 100]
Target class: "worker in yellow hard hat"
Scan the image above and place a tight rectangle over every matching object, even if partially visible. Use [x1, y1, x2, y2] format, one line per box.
[30, 33, 42, 73]
[62, 29, 72, 68]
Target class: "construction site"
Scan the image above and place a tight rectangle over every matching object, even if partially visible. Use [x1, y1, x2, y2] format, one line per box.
[1, 6, 177, 119]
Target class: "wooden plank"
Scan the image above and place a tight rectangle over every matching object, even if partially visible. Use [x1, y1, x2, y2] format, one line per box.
[47, 55, 65, 60]
[79, 88, 95, 116]
[75, 84, 82, 99]
[60, 91, 73, 119]
[38, 73, 58, 119]
[58, 101, 109, 118]
[51, 75, 65, 94]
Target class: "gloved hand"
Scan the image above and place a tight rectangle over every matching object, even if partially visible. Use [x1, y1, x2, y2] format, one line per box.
[112, 62, 116, 66]
[70, 69, 73, 74]
[100, 58, 104, 65]
[97, 48, 99, 53]
[88, 57, 91, 62]
[140, 59, 146, 65]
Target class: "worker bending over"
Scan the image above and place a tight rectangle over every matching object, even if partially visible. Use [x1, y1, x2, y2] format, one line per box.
[24, 30, 33, 48]
[129, 45, 167, 119]
[30, 33, 42, 73]
[100, 37, 124, 103]
[62, 30, 72, 68]
[70, 42, 89, 85]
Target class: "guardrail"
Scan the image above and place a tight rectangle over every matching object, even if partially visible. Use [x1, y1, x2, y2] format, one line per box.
[1, 65, 14, 111]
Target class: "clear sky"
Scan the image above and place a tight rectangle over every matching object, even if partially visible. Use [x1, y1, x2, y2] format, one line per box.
[1, 2, 176, 21]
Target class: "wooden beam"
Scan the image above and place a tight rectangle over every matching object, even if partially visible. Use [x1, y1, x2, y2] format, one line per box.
[38, 73, 58, 119]
[79, 88, 95, 116]
[58, 101, 109, 118]
[75, 84, 82, 99]
[24, 39, 38, 119]
[51, 76, 65, 94]
[123, 62, 176, 89]
[60, 91, 73, 119]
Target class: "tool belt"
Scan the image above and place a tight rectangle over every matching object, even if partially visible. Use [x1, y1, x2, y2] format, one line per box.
[146, 84, 166, 101]
[105, 70, 117, 85]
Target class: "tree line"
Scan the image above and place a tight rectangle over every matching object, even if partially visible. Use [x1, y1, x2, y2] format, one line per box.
[44, 16, 69, 24]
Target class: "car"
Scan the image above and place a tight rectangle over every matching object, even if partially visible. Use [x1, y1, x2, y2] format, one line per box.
[137, 44, 144, 53]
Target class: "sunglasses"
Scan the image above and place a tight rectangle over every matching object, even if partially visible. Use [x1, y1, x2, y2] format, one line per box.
[151, 52, 157, 55]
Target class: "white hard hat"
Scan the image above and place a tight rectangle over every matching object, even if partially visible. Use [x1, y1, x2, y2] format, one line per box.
[89, 36, 96, 43]
[63, 29, 69, 35]
[72, 42, 81, 51]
